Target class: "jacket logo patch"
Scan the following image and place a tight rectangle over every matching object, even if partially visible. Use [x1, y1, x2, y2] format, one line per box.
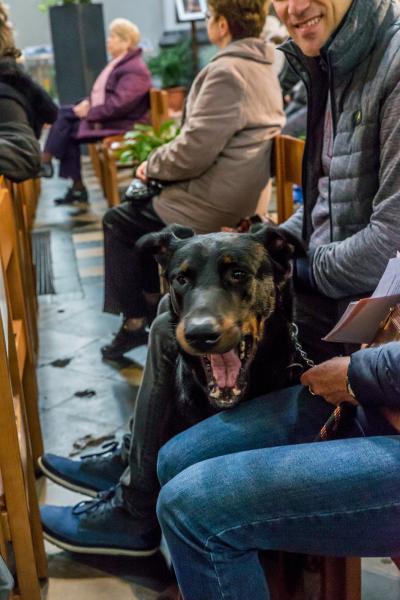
[353, 110, 362, 126]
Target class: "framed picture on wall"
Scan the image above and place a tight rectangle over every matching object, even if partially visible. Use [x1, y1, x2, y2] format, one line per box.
[174, 0, 207, 22]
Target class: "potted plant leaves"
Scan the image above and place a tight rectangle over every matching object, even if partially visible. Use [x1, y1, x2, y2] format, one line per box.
[147, 41, 194, 112]
[116, 120, 181, 167]
[39, 0, 92, 8]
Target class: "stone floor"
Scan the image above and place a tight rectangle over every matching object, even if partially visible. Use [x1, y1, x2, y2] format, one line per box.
[35, 160, 400, 599]
[36, 162, 171, 599]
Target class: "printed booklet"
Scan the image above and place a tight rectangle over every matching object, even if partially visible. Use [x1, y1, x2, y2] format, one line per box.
[323, 253, 400, 344]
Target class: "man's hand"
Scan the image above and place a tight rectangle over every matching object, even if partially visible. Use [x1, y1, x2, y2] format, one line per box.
[136, 161, 148, 183]
[73, 99, 90, 119]
[300, 356, 358, 406]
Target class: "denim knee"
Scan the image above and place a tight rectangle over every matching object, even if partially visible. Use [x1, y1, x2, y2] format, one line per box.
[156, 469, 197, 533]
[157, 437, 179, 487]
[156, 479, 176, 531]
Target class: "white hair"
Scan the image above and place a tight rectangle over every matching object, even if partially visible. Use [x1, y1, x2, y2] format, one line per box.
[109, 18, 141, 49]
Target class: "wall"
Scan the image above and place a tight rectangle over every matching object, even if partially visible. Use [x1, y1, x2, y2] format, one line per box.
[6, 0, 179, 52]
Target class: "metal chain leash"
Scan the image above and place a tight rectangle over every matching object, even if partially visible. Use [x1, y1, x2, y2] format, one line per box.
[289, 322, 316, 369]
[288, 325, 354, 443]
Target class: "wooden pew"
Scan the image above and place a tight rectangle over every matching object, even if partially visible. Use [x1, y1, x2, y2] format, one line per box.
[150, 88, 170, 134]
[89, 88, 173, 207]
[0, 257, 46, 599]
[6, 179, 39, 358]
[274, 134, 305, 224]
[0, 184, 43, 465]
[98, 135, 133, 208]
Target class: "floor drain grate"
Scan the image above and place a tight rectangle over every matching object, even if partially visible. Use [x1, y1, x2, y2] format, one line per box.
[32, 230, 56, 295]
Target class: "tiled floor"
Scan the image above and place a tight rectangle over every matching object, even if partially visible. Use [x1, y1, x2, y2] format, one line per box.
[35, 160, 400, 599]
[37, 161, 171, 599]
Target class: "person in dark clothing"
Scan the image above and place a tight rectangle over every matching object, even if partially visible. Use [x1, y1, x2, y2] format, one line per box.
[0, 100, 41, 182]
[282, 79, 307, 138]
[41, 18, 151, 205]
[0, 3, 57, 181]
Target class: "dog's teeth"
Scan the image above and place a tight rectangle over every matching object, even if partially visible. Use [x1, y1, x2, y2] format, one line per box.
[232, 387, 241, 396]
[240, 341, 246, 352]
[210, 387, 221, 399]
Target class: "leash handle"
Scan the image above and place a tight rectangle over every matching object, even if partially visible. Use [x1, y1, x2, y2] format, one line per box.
[315, 402, 357, 442]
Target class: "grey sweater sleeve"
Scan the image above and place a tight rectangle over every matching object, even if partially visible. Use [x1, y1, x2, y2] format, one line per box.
[312, 78, 400, 298]
[280, 205, 304, 240]
[0, 98, 40, 182]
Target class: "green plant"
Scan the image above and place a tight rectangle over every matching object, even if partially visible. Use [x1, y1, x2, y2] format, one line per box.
[147, 41, 194, 89]
[38, 0, 91, 11]
[116, 120, 180, 165]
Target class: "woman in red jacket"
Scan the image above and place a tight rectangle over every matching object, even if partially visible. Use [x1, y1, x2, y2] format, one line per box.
[42, 18, 151, 205]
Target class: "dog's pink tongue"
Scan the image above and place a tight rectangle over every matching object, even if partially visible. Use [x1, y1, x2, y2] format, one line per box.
[210, 350, 241, 388]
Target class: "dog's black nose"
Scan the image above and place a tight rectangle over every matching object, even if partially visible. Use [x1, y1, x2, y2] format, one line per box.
[184, 318, 222, 350]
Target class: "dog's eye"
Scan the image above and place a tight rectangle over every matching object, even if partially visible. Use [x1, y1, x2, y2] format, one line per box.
[176, 274, 188, 286]
[231, 270, 247, 282]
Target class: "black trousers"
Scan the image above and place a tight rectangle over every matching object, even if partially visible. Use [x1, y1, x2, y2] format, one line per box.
[103, 199, 165, 319]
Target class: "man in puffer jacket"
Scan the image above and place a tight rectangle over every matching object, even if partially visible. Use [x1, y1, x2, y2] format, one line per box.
[278, 0, 400, 362]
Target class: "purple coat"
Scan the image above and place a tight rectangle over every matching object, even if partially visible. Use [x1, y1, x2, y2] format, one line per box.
[77, 48, 151, 140]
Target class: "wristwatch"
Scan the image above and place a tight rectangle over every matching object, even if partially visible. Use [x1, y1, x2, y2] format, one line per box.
[346, 376, 356, 399]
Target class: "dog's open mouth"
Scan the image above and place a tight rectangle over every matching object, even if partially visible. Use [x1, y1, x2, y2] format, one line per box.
[201, 336, 254, 409]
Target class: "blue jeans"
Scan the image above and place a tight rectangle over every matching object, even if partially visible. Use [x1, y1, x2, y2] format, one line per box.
[0, 557, 13, 600]
[156, 386, 400, 600]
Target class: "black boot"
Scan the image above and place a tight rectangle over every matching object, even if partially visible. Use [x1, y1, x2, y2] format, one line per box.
[54, 186, 89, 205]
[101, 322, 148, 360]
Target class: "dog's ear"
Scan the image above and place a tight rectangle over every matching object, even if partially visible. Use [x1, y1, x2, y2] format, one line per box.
[251, 224, 306, 285]
[137, 224, 195, 270]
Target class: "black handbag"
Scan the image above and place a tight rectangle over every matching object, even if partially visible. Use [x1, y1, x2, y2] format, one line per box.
[124, 178, 163, 203]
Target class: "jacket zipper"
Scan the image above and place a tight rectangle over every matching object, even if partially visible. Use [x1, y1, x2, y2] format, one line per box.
[325, 52, 337, 243]
[279, 46, 311, 241]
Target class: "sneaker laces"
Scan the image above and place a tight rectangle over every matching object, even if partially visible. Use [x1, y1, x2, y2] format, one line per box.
[72, 486, 117, 516]
[81, 440, 120, 460]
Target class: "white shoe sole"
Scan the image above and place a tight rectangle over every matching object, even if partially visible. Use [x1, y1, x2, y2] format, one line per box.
[38, 456, 99, 498]
[43, 531, 159, 557]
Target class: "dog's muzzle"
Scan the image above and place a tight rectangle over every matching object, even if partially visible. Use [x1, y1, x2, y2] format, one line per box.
[184, 317, 222, 352]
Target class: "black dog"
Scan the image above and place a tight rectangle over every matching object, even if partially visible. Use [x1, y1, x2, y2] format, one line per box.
[138, 224, 303, 431]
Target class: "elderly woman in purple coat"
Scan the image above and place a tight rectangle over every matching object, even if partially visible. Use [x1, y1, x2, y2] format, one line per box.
[42, 18, 152, 205]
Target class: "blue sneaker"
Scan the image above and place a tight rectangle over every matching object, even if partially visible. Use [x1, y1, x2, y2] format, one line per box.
[38, 440, 126, 497]
[40, 487, 160, 557]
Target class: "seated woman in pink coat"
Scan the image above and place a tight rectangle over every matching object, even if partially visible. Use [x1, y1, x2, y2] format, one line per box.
[42, 18, 151, 205]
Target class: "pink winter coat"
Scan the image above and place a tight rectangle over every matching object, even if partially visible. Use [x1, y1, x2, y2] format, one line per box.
[77, 48, 151, 140]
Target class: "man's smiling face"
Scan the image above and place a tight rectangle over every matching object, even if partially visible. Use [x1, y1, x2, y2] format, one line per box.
[272, 0, 353, 56]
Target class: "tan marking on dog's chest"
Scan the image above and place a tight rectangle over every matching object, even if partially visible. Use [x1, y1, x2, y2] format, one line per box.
[178, 260, 190, 273]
